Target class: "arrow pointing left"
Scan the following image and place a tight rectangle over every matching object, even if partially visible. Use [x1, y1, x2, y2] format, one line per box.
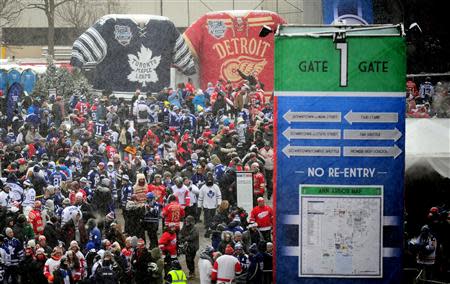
[283, 127, 341, 141]
[282, 145, 341, 158]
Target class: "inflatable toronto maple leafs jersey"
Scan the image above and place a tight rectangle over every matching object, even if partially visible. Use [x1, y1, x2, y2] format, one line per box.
[70, 14, 196, 93]
[183, 10, 285, 92]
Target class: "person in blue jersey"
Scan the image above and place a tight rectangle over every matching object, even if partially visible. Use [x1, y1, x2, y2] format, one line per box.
[49, 165, 67, 188]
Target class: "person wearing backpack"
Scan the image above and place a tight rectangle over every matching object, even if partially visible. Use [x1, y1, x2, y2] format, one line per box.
[133, 95, 151, 137]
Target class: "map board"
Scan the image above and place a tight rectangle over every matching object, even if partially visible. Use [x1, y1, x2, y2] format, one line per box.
[274, 25, 405, 284]
[300, 185, 383, 277]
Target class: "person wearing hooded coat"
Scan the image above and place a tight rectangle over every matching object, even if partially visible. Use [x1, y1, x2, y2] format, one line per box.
[179, 215, 199, 279]
[133, 173, 148, 205]
[246, 243, 264, 284]
[198, 246, 215, 284]
[43, 215, 60, 249]
[149, 247, 165, 284]
[12, 214, 34, 244]
[62, 211, 88, 250]
[131, 239, 153, 284]
[217, 231, 234, 255]
[92, 251, 118, 284]
[92, 178, 113, 216]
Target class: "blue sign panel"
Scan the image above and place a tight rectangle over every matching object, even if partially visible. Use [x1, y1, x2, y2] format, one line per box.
[274, 26, 405, 284]
[275, 94, 405, 283]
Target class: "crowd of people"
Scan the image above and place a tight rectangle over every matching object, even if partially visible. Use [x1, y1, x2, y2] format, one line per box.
[405, 205, 450, 282]
[0, 74, 275, 283]
[406, 77, 450, 118]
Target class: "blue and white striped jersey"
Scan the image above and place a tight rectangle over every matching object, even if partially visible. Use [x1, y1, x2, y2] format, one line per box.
[71, 14, 196, 93]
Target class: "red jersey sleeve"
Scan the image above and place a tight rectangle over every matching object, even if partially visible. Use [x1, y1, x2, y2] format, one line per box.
[211, 261, 218, 281]
[235, 260, 242, 274]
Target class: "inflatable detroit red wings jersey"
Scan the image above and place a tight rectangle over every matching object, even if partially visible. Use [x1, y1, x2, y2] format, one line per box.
[183, 10, 286, 92]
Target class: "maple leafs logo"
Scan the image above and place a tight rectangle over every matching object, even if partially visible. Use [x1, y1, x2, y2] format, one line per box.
[127, 45, 161, 87]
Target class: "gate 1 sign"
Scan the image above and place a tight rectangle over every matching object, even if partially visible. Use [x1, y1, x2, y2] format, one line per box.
[274, 25, 405, 283]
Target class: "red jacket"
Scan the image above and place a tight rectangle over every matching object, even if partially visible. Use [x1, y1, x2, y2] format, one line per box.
[253, 172, 265, 195]
[158, 231, 177, 257]
[250, 205, 273, 230]
[147, 184, 167, 204]
[162, 201, 185, 229]
[28, 209, 44, 235]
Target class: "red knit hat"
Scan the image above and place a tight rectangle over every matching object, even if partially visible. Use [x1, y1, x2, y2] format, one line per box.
[225, 244, 234, 255]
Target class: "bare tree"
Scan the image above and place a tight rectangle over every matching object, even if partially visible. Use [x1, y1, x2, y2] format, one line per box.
[0, 0, 25, 28]
[55, 0, 98, 32]
[56, 0, 125, 32]
[27, 0, 74, 56]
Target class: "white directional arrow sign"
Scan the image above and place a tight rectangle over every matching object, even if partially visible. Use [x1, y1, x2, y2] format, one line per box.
[343, 145, 402, 159]
[283, 110, 341, 124]
[344, 110, 398, 124]
[282, 145, 341, 158]
[343, 128, 402, 141]
[283, 127, 341, 141]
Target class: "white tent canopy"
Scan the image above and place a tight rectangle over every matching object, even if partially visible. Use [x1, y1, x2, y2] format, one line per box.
[406, 118, 450, 178]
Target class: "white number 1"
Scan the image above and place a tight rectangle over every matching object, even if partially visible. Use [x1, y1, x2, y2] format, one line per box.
[336, 43, 348, 87]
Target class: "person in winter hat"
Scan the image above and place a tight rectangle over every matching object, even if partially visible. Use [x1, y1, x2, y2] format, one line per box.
[52, 256, 72, 284]
[28, 200, 45, 236]
[198, 173, 222, 236]
[262, 242, 273, 284]
[32, 248, 48, 284]
[211, 244, 242, 283]
[21, 179, 36, 218]
[92, 250, 118, 284]
[250, 197, 273, 241]
[133, 173, 148, 205]
[12, 214, 35, 244]
[149, 247, 165, 284]
[198, 246, 215, 284]
[2, 227, 24, 284]
[247, 243, 264, 284]
[165, 259, 187, 284]
[250, 162, 265, 206]
[234, 243, 250, 284]
[158, 223, 178, 275]
[141, 192, 160, 248]
[43, 246, 63, 284]
[92, 178, 113, 216]
[132, 238, 153, 284]
[242, 222, 264, 252]
[179, 215, 199, 279]
[162, 194, 185, 230]
[86, 219, 102, 251]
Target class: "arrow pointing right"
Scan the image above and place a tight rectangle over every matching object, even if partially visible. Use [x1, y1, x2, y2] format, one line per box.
[344, 110, 398, 125]
[343, 128, 402, 141]
[343, 145, 402, 159]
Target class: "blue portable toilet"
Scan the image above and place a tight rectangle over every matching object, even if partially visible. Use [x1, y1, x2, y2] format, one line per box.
[0, 69, 7, 95]
[7, 69, 21, 87]
[20, 69, 37, 94]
